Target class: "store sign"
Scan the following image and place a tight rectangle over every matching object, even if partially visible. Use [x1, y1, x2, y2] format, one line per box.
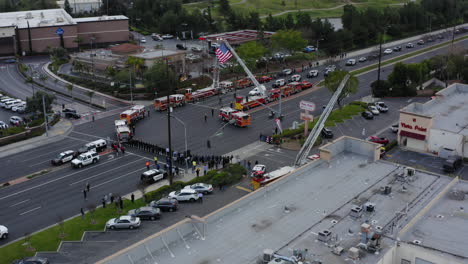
[400, 122, 427, 132]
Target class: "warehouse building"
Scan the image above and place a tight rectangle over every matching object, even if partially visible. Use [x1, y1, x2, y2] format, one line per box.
[398, 83, 468, 158]
[0, 8, 128, 55]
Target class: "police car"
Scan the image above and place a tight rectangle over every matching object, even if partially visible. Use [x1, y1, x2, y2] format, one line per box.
[140, 169, 167, 183]
[51, 150, 76, 165]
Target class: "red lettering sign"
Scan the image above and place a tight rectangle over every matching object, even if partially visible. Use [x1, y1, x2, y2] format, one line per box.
[401, 122, 427, 132]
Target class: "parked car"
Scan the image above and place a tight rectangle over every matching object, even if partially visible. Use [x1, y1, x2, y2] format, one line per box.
[282, 69, 293, 75]
[383, 48, 393, 55]
[183, 183, 213, 194]
[151, 34, 163, 41]
[162, 34, 174, 39]
[358, 57, 367, 62]
[393, 46, 402, 52]
[366, 136, 389, 145]
[307, 70, 319, 78]
[303, 45, 316, 53]
[289, 74, 301, 82]
[51, 150, 76, 165]
[443, 156, 463, 173]
[191, 46, 202, 52]
[272, 79, 286, 88]
[140, 37, 146, 43]
[5, 99, 22, 109]
[0, 121, 8, 129]
[168, 189, 199, 202]
[9, 116, 23, 126]
[406, 42, 415, 48]
[10, 102, 25, 111]
[12, 104, 26, 113]
[346, 59, 356, 66]
[149, 198, 178, 212]
[390, 124, 399, 133]
[176, 44, 187, 50]
[417, 39, 425, 45]
[71, 151, 99, 168]
[140, 169, 167, 183]
[0, 225, 8, 239]
[321, 128, 334, 139]
[361, 111, 374, 119]
[368, 105, 380, 115]
[106, 215, 141, 230]
[0, 98, 16, 107]
[375, 101, 388, 112]
[12, 257, 49, 264]
[128, 207, 161, 221]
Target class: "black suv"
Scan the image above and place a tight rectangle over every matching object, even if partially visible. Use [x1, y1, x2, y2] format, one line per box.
[176, 44, 187, 50]
[150, 198, 178, 212]
[321, 128, 334, 139]
[443, 156, 463, 173]
[62, 108, 81, 119]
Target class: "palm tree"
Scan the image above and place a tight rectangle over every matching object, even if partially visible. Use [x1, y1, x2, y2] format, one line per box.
[25, 76, 35, 94]
[126, 56, 145, 79]
[105, 66, 117, 81]
[39, 74, 48, 84]
[86, 90, 94, 106]
[66, 83, 74, 99]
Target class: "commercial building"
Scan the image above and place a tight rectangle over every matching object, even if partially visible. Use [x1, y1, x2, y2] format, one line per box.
[398, 83, 468, 158]
[95, 136, 465, 264]
[202, 29, 275, 45]
[56, 0, 102, 14]
[0, 8, 128, 55]
[132, 49, 186, 73]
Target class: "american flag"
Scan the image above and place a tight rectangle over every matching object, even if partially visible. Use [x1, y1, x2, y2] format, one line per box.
[215, 43, 232, 64]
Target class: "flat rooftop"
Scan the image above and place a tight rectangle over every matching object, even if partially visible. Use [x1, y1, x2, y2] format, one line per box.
[401, 83, 468, 136]
[401, 180, 468, 258]
[204, 29, 275, 45]
[99, 137, 454, 264]
[133, 50, 182, 59]
[0, 9, 75, 29]
[74, 15, 128, 23]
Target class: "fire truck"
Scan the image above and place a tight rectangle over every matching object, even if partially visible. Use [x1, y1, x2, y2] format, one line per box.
[154, 94, 186, 111]
[114, 120, 132, 142]
[130, 105, 146, 120]
[218, 107, 251, 127]
[234, 78, 253, 89]
[234, 95, 268, 111]
[301, 81, 313, 89]
[120, 109, 139, 124]
[184, 87, 218, 102]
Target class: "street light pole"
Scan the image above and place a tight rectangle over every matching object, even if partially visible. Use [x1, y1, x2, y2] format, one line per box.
[375, 27, 387, 96]
[166, 59, 173, 185]
[170, 115, 188, 170]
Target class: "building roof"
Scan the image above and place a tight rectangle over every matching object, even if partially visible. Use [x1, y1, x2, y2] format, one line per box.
[74, 15, 128, 23]
[133, 49, 182, 59]
[0, 9, 75, 29]
[57, 0, 102, 4]
[99, 137, 456, 264]
[401, 83, 468, 136]
[401, 180, 468, 258]
[109, 43, 144, 55]
[203, 29, 275, 45]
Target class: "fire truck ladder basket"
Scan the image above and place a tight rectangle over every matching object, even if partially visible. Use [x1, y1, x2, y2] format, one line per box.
[294, 74, 351, 166]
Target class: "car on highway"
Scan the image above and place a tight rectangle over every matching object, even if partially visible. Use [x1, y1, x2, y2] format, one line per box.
[9, 116, 23, 126]
[140, 37, 146, 43]
[346, 59, 356, 66]
[361, 111, 374, 119]
[321, 128, 334, 139]
[303, 45, 316, 53]
[368, 105, 380, 115]
[257, 76, 272, 83]
[289, 74, 301, 82]
[151, 34, 163, 41]
[106, 215, 141, 230]
[366, 136, 389, 145]
[183, 183, 213, 194]
[0, 121, 9, 129]
[176, 44, 187, 50]
[2, 58, 17, 64]
[12, 257, 49, 264]
[71, 151, 99, 168]
[417, 39, 425, 45]
[406, 42, 415, 48]
[0, 225, 8, 239]
[282, 69, 293, 75]
[383, 48, 393, 55]
[51, 150, 76, 165]
[393, 46, 402, 52]
[140, 169, 167, 183]
[272, 79, 286, 88]
[149, 197, 178, 212]
[128, 207, 161, 221]
[390, 124, 399, 133]
[307, 70, 319, 78]
[191, 46, 202, 52]
[375, 101, 388, 112]
[76, 139, 107, 154]
[162, 34, 174, 39]
[358, 57, 367, 62]
[168, 188, 199, 202]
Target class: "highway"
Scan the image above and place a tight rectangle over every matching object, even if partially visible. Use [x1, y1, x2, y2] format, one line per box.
[0, 30, 467, 246]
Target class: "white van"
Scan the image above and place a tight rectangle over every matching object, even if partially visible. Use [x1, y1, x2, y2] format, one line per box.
[272, 79, 286, 88]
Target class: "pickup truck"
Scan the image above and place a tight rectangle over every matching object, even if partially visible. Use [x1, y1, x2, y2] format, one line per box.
[71, 151, 99, 168]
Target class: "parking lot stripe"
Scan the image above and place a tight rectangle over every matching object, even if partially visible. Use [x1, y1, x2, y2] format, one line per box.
[9, 199, 30, 207]
[19, 206, 41, 216]
[236, 186, 253, 193]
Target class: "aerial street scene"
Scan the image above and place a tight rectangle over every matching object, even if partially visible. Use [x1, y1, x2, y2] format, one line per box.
[0, 0, 468, 263]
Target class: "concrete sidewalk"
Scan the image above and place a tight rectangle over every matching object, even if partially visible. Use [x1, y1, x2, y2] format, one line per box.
[0, 118, 73, 159]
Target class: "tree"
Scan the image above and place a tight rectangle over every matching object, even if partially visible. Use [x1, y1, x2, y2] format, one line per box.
[86, 90, 95, 105]
[371, 80, 391, 97]
[39, 74, 48, 84]
[64, 0, 72, 14]
[144, 61, 179, 95]
[114, 70, 131, 85]
[388, 62, 417, 96]
[25, 76, 35, 94]
[126, 56, 145, 79]
[219, 0, 231, 15]
[324, 70, 358, 109]
[271, 30, 307, 54]
[236, 41, 268, 70]
[66, 83, 74, 99]
[25, 91, 56, 113]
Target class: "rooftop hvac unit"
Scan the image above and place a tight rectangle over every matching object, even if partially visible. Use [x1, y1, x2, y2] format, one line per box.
[348, 247, 360, 259]
[350, 205, 363, 218]
[263, 249, 274, 263]
[364, 202, 375, 212]
[25, 12, 33, 19]
[380, 185, 392, 195]
[318, 229, 332, 242]
[56, 17, 64, 22]
[405, 167, 415, 177]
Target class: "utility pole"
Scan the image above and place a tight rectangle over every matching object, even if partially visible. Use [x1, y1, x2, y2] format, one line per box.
[375, 30, 384, 97]
[42, 94, 49, 137]
[166, 59, 173, 185]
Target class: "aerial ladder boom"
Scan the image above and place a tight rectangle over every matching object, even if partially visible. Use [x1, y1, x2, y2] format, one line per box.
[294, 74, 351, 166]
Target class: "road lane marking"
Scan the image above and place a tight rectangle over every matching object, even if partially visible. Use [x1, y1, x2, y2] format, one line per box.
[0, 155, 132, 201]
[9, 199, 30, 207]
[91, 167, 147, 189]
[236, 186, 253, 192]
[21, 142, 83, 161]
[69, 157, 144, 186]
[19, 206, 41, 216]
[71, 130, 107, 139]
[29, 159, 53, 167]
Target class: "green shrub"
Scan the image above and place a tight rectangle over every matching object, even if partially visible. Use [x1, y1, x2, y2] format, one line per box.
[385, 140, 398, 151]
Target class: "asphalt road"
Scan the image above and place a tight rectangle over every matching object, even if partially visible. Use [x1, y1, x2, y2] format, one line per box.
[0, 32, 467, 248]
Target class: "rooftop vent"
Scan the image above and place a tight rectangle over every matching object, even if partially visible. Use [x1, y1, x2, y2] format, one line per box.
[412, 240, 422, 245]
[436, 214, 444, 219]
[25, 12, 33, 19]
[318, 230, 332, 242]
[56, 17, 64, 22]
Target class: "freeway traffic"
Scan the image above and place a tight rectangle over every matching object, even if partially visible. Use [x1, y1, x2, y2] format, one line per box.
[0, 29, 467, 248]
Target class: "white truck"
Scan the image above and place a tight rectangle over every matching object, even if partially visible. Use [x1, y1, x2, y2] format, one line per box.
[115, 120, 132, 142]
[71, 151, 99, 168]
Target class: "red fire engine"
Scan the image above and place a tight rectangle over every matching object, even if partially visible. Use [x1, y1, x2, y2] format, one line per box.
[235, 78, 253, 89]
[301, 81, 313, 89]
[120, 109, 139, 124]
[218, 107, 251, 127]
[154, 94, 185, 111]
[184, 87, 218, 102]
